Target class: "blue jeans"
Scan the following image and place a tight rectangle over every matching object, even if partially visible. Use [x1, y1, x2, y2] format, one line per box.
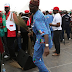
[17, 36, 21, 51]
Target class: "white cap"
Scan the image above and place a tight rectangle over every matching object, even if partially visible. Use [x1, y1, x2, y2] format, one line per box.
[4, 3, 10, 7]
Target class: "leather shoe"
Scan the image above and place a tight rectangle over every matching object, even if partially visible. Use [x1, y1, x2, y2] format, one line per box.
[52, 53, 60, 56]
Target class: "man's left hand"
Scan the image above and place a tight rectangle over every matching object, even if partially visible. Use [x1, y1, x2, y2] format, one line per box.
[43, 47, 49, 57]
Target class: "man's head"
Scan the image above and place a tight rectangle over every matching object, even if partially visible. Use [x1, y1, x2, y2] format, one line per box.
[65, 11, 68, 14]
[45, 11, 49, 15]
[4, 3, 10, 13]
[53, 7, 59, 14]
[29, 0, 39, 14]
[63, 10, 67, 14]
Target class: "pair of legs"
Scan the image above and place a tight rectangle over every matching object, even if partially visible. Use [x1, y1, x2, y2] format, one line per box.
[2, 32, 9, 55]
[21, 32, 28, 51]
[7, 37, 16, 59]
[33, 44, 49, 72]
[53, 30, 61, 54]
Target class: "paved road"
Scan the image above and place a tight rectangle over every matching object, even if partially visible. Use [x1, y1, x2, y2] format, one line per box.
[3, 36, 72, 72]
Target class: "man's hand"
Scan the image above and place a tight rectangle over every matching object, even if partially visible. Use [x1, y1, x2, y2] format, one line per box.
[17, 33, 21, 37]
[28, 33, 31, 37]
[49, 23, 53, 26]
[43, 47, 49, 57]
[27, 27, 32, 32]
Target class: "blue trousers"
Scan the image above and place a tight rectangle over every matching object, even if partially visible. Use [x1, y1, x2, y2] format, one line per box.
[33, 44, 49, 72]
[17, 36, 21, 51]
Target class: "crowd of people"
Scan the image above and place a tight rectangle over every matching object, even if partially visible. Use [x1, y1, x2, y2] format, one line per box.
[0, 0, 72, 72]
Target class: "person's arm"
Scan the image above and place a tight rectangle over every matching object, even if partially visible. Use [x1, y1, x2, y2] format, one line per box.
[35, 17, 50, 57]
[49, 15, 61, 27]
[13, 13, 21, 37]
[43, 34, 49, 57]
[49, 22, 60, 27]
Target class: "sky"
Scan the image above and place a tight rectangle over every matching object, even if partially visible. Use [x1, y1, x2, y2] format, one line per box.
[0, 0, 72, 13]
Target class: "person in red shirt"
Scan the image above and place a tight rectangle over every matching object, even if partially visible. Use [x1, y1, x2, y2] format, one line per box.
[4, 3, 21, 60]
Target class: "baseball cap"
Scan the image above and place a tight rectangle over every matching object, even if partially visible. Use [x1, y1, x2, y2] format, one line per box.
[49, 11, 52, 14]
[24, 10, 30, 14]
[4, 3, 10, 7]
[53, 7, 59, 11]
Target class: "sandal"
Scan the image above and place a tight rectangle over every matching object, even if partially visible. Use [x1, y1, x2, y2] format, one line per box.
[52, 53, 60, 56]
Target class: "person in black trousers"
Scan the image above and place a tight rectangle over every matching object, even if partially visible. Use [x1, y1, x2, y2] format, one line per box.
[49, 6, 62, 56]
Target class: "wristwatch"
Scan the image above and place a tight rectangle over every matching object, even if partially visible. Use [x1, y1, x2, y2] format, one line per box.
[18, 31, 21, 33]
[45, 44, 49, 47]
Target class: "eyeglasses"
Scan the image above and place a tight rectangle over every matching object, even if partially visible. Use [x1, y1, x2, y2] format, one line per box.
[5, 7, 9, 9]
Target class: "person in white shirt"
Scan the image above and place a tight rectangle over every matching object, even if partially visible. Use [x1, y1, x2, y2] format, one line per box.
[49, 7, 62, 56]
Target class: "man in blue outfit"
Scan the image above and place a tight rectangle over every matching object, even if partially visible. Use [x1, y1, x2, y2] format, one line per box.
[29, 0, 53, 72]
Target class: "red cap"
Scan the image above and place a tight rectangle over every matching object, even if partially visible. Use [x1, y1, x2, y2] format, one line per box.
[53, 7, 59, 11]
[0, 11, 2, 13]
[24, 10, 30, 13]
